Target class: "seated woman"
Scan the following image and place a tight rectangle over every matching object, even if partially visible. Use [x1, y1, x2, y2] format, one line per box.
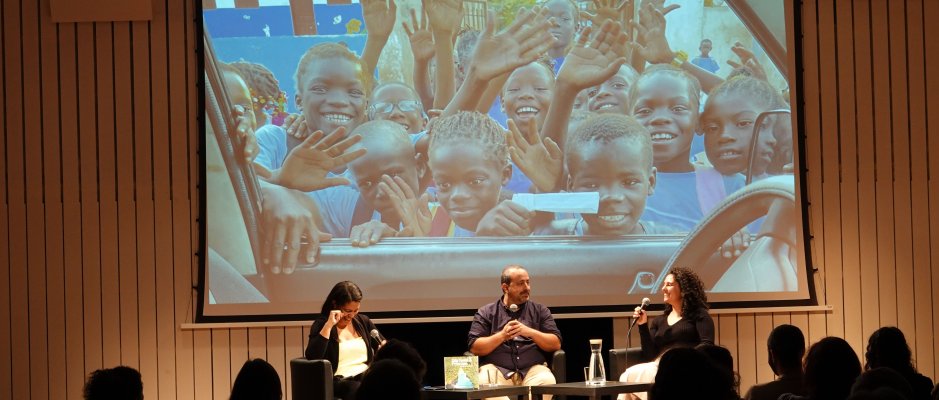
[619, 267, 715, 400]
[305, 281, 382, 400]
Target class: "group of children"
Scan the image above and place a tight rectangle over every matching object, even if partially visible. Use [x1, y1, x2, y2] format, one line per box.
[216, 0, 793, 272]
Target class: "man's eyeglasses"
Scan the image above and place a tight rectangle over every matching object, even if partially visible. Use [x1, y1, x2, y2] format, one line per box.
[368, 100, 422, 118]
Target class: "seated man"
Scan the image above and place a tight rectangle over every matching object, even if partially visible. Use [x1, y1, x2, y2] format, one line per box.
[468, 265, 562, 396]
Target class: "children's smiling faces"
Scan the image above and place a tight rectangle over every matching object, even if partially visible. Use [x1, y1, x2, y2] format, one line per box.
[628, 66, 701, 173]
[368, 82, 426, 134]
[587, 65, 639, 115]
[566, 114, 656, 236]
[428, 112, 512, 232]
[502, 61, 555, 131]
[701, 76, 783, 176]
[294, 43, 368, 137]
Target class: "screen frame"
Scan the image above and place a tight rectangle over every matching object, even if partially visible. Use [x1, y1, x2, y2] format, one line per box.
[195, 0, 818, 324]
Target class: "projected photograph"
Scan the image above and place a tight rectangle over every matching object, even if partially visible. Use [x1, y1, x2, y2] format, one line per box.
[201, 0, 812, 319]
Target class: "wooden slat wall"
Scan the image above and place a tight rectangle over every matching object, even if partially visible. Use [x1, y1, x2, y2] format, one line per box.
[1, 0, 937, 398]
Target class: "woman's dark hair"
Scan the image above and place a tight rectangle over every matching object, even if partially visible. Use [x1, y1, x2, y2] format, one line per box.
[320, 281, 363, 316]
[230, 358, 282, 400]
[663, 267, 709, 319]
[864, 326, 916, 375]
[803, 336, 861, 400]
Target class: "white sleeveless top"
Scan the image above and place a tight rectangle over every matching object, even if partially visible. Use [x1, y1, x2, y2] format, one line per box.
[334, 337, 369, 378]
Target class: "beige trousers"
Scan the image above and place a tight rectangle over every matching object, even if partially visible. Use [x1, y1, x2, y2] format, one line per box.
[617, 359, 659, 400]
[478, 363, 555, 400]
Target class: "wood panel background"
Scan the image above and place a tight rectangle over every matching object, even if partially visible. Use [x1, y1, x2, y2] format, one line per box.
[2, 0, 937, 398]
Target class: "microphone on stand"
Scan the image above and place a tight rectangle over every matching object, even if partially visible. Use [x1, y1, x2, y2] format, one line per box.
[628, 298, 652, 331]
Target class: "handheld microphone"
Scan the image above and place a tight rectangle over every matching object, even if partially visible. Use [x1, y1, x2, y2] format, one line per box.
[369, 329, 385, 346]
[628, 298, 652, 330]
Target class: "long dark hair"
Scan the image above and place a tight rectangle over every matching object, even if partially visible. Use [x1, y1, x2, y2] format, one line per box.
[865, 326, 917, 376]
[320, 281, 363, 316]
[662, 267, 709, 319]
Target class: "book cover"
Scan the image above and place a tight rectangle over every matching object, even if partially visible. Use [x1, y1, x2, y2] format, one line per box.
[443, 355, 479, 389]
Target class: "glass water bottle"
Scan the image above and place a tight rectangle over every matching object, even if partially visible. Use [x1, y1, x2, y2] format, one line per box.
[587, 339, 606, 385]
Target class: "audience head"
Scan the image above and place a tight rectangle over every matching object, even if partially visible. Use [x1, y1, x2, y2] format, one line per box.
[865, 326, 917, 376]
[767, 324, 806, 376]
[373, 339, 427, 381]
[230, 358, 282, 400]
[803, 336, 862, 400]
[649, 347, 736, 400]
[355, 359, 422, 400]
[662, 267, 708, 318]
[850, 367, 914, 400]
[696, 344, 739, 397]
[84, 366, 144, 400]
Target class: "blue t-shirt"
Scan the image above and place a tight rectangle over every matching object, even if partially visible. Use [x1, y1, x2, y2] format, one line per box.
[642, 170, 745, 231]
[254, 124, 290, 171]
[691, 56, 720, 74]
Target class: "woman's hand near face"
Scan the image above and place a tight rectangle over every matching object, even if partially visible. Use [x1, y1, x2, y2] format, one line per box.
[320, 309, 344, 338]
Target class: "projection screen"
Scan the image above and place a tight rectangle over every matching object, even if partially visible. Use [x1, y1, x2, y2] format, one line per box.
[200, 0, 814, 321]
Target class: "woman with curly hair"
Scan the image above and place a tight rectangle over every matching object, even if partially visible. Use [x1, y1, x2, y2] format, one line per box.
[618, 267, 715, 400]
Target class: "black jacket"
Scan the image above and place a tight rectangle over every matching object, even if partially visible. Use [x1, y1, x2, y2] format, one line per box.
[304, 314, 379, 374]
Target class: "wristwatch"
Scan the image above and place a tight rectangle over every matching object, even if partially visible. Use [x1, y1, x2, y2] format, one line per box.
[671, 50, 689, 67]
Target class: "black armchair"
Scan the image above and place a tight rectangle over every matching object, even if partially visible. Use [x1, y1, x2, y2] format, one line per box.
[608, 347, 643, 381]
[290, 358, 333, 400]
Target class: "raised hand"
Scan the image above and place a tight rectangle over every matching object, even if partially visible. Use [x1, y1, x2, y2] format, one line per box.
[506, 118, 563, 193]
[468, 7, 557, 82]
[631, 2, 673, 64]
[580, 0, 633, 33]
[404, 7, 435, 62]
[727, 41, 768, 81]
[379, 174, 432, 237]
[272, 126, 368, 191]
[259, 183, 333, 274]
[423, 0, 464, 36]
[362, 0, 397, 39]
[557, 21, 629, 90]
[350, 220, 398, 247]
[475, 200, 536, 236]
[639, 0, 680, 17]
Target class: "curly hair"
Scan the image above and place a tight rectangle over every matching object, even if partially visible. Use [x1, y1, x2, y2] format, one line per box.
[428, 111, 508, 169]
[663, 267, 709, 319]
[864, 326, 917, 375]
[229, 60, 281, 103]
